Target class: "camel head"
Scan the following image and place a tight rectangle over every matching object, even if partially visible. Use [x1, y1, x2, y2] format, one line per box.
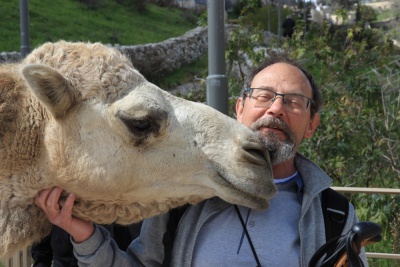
[0, 41, 275, 258]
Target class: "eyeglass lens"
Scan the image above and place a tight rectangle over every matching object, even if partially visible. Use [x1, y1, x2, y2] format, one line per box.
[250, 88, 310, 112]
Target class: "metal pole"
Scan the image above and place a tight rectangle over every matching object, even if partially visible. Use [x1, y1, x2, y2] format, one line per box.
[278, 0, 282, 38]
[304, 0, 307, 31]
[267, 2, 270, 32]
[20, 0, 31, 58]
[206, 0, 228, 115]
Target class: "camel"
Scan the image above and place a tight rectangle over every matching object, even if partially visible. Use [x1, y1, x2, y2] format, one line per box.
[0, 41, 276, 259]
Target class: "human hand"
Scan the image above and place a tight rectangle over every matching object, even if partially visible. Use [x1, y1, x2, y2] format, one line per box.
[35, 187, 94, 243]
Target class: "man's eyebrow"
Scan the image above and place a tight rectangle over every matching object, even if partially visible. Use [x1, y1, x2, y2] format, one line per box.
[253, 86, 306, 95]
[253, 86, 275, 90]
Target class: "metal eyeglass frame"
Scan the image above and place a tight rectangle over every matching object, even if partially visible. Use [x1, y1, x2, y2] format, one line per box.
[243, 87, 314, 112]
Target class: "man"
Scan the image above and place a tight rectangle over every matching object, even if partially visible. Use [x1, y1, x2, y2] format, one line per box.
[35, 54, 367, 266]
[283, 15, 296, 38]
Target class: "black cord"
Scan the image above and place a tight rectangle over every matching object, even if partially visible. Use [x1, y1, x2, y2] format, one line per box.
[234, 205, 261, 267]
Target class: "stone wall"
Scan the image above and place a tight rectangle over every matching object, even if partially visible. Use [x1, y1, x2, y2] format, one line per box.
[0, 27, 208, 79]
[118, 26, 207, 79]
[0, 51, 21, 64]
[370, 18, 399, 30]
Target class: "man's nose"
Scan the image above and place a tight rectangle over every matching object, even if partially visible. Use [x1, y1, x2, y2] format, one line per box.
[266, 96, 285, 116]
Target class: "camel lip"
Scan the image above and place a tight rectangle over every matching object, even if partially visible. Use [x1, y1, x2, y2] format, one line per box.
[212, 162, 273, 210]
[223, 184, 271, 210]
[232, 192, 270, 210]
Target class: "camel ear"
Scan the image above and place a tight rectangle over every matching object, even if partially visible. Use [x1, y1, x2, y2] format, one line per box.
[22, 64, 80, 120]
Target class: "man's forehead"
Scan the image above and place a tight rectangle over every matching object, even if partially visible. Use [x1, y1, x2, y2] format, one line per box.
[251, 63, 312, 93]
[255, 63, 306, 80]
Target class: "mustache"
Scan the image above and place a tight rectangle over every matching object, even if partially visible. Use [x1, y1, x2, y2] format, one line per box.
[250, 117, 292, 138]
[250, 117, 297, 165]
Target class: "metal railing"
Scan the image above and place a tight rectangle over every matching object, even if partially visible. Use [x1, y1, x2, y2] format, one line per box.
[4, 187, 400, 266]
[332, 186, 400, 261]
[331, 187, 400, 195]
[4, 247, 31, 267]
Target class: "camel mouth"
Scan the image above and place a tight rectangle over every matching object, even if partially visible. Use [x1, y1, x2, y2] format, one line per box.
[241, 140, 271, 167]
[211, 161, 274, 210]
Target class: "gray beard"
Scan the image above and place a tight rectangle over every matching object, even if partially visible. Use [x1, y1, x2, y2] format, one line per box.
[251, 117, 297, 165]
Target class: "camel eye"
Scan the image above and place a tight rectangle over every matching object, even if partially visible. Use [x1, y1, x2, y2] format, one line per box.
[130, 119, 150, 132]
[116, 107, 168, 147]
[120, 116, 155, 136]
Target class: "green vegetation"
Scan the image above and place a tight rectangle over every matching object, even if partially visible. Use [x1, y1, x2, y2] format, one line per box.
[376, 8, 400, 21]
[0, 0, 199, 52]
[244, 5, 293, 35]
[155, 53, 208, 90]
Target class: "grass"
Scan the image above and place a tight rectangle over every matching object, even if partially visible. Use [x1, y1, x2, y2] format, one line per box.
[154, 53, 208, 90]
[0, 0, 199, 52]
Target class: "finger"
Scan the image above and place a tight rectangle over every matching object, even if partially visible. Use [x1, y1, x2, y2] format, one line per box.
[34, 188, 53, 208]
[46, 187, 63, 210]
[52, 193, 76, 228]
[61, 193, 76, 216]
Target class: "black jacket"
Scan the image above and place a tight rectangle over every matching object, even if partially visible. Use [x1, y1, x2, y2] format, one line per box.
[31, 223, 142, 267]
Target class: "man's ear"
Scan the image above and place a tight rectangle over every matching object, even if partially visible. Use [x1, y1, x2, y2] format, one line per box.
[236, 97, 244, 123]
[304, 113, 320, 139]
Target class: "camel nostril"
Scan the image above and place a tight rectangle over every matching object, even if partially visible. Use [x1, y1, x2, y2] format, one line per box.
[241, 142, 271, 166]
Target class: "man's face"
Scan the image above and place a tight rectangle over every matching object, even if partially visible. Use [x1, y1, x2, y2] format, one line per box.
[236, 63, 320, 165]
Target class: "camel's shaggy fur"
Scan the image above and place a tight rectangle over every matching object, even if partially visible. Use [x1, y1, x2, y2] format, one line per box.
[0, 41, 276, 258]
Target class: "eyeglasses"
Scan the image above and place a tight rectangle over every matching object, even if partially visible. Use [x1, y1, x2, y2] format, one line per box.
[244, 88, 314, 113]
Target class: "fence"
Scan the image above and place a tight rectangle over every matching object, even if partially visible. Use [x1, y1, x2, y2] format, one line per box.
[3, 187, 400, 266]
[4, 248, 31, 267]
[332, 186, 400, 261]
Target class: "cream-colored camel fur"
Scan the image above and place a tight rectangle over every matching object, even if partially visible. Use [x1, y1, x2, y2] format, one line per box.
[0, 41, 276, 258]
